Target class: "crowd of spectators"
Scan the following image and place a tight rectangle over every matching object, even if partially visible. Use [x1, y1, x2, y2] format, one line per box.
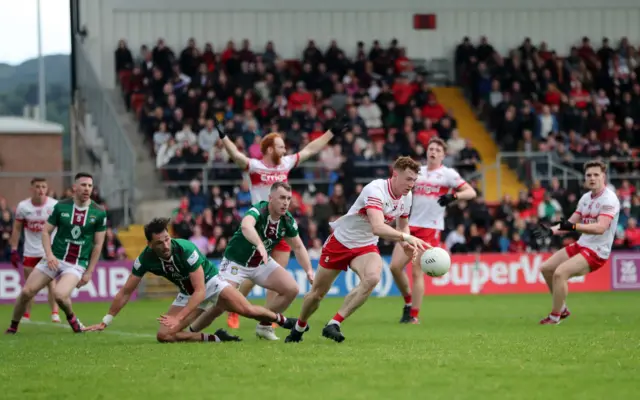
[109, 35, 640, 259]
[0, 190, 127, 263]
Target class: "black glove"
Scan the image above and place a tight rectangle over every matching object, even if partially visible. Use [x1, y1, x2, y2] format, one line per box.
[330, 115, 349, 136]
[214, 119, 228, 139]
[556, 218, 576, 232]
[437, 193, 457, 207]
[532, 223, 553, 240]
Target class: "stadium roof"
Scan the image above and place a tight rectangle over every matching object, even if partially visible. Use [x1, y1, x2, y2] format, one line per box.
[0, 116, 64, 134]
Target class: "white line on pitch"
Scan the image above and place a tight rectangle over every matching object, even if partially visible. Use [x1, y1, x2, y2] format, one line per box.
[24, 320, 155, 338]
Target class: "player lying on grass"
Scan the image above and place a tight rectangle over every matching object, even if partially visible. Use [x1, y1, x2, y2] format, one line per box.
[285, 156, 430, 343]
[10, 177, 61, 323]
[389, 138, 477, 324]
[187, 182, 314, 341]
[83, 218, 303, 343]
[216, 115, 347, 329]
[6, 173, 106, 335]
[532, 160, 620, 325]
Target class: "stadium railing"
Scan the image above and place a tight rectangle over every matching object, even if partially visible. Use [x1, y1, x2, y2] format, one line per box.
[157, 159, 487, 191]
[74, 34, 136, 217]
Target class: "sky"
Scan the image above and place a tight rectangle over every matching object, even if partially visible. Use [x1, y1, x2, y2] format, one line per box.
[0, 0, 71, 65]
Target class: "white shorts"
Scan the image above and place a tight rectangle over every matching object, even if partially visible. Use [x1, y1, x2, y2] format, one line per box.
[35, 258, 85, 281]
[171, 275, 230, 310]
[219, 257, 281, 286]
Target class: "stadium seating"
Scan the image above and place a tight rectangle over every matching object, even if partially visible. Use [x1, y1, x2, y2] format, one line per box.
[97, 36, 640, 258]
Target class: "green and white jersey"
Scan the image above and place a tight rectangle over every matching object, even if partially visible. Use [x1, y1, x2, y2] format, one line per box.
[132, 238, 219, 295]
[47, 199, 107, 268]
[224, 201, 299, 267]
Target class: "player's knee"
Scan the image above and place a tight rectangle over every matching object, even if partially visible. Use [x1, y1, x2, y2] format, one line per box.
[540, 262, 555, 275]
[553, 267, 570, 281]
[156, 331, 176, 343]
[52, 289, 69, 304]
[282, 284, 299, 301]
[360, 272, 380, 290]
[20, 286, 38, 299]
[305, 286, 326, 303]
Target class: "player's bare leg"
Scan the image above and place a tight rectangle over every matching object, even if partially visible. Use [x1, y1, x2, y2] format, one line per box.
[320, 253, 382, 342]
[53, 273, 84, 333]
[254, 266, 299, 340]
[23, 266, 60, 322]
[539, 248, 572, 320]
[390, 243, 413, 322]
[5, 269, 52, 334]
[217, 286, 293, 328]
[541, 255, 590, 325]
[156, 305, 240, 343]
[227, 279, 254, 329]
[285, 265, 341, 343]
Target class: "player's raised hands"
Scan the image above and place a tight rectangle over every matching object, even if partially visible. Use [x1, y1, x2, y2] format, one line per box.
[214, 118, 229, 139]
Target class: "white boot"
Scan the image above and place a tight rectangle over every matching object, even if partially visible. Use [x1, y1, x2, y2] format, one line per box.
[255, 323, 279, 340]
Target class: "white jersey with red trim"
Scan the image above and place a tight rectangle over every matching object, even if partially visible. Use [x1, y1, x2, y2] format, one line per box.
[409, 165, 466, 230]
[14, 197, 57, 257]
[246, 154, 300, 203]
[329, 179, 412, 249]
[574, 187, 620, 259]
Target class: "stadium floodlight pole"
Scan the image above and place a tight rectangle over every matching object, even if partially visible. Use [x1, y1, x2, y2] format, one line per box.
[37, 0, 46, 121]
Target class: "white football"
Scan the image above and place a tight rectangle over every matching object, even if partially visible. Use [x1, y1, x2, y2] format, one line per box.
[420, 247, 451, 277]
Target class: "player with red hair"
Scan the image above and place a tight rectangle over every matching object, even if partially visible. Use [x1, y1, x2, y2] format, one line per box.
[212, 117, 346, 338]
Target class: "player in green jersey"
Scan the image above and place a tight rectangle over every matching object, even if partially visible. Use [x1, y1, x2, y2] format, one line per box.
[83, 217, 302, 343]
[188, 182, 314, 341]
[6, 173, 107, 334]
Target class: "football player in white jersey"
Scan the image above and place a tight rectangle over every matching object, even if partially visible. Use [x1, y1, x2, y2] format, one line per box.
[284, 157, 430, 343]
[9, 178, 61, 323]
[533, 160, 620, 325]
[215, 118, 346, 331]
[390, 138, 477, 324]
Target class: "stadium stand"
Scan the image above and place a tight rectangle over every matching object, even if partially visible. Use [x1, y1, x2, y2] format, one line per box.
[77, 35, 640, 259]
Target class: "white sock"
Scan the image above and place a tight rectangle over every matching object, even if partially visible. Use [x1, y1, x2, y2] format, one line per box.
[549, 314, 560, 322]
[328, 319, 341, 327]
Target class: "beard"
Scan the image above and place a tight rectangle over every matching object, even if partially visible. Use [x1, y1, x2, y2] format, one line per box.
[270, 153, 282, 165]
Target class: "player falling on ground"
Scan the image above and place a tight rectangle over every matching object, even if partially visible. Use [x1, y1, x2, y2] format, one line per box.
[6, 173, 106, 334]
[83, 217, 302, 343]
[389, 138, 477, 324]
[187, 182, 314, 340]
[285, 156, 430, 343]
[10, 178, 61, 323]
[533, 160, 620, 325]
[216, 117, 346, 329]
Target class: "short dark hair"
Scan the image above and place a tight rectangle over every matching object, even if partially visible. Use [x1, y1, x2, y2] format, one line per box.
[583, 160, 607, 173]
[74, 172, 93, 181]
[31, 177, 47, 185]
[270, 182, 292, 193]
[144, 218, 170, 241]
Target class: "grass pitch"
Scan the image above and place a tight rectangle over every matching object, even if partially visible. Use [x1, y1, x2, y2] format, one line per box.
[1, 292, 639, 400]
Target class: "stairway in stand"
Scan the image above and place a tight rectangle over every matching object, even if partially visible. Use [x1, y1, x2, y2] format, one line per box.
[431, 87, 525, 202]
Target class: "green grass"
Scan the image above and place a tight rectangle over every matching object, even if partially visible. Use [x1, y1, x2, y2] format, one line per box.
[1, 292, 639, 400]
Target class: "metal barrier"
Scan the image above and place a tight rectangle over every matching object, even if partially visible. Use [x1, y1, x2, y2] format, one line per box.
[156, 158, 487, 192]
[495, 152, 639, 195]
[74, 34, 136, 208]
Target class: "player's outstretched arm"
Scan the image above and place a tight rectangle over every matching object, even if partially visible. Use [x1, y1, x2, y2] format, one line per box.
[285, 235, 314, 283]
[366, 208, 429, 250]
[296, 118, 348, 163]
[83, 274, 142, 331]
[240, 214, 268, 264]
[455, 182, 477, 201]
[215, 120, 250, 170]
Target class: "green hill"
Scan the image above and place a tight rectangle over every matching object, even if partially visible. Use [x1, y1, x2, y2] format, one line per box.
[0, 54, 70, 93]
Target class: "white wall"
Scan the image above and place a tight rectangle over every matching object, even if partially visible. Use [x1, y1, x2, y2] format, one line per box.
[79, 0, 640, 88]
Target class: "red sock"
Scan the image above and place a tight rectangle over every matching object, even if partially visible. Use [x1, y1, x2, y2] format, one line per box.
[410, 308, 419, 318]
[297, 320, 307, 328]
[23, 313, 30, 319]
[332, 313, 345, 323]
[403, 295, 412, 305]
[551, 312, 561, 317]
